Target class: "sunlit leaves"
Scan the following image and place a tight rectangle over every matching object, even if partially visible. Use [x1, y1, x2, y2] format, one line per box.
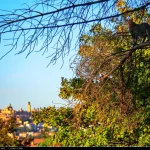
[32, 106, 74, 128]
[59, 77, 84, 100]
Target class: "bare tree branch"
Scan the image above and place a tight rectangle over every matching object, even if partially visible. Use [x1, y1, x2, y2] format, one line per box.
[0, 0, 109, 29]
[0, 0, 149, 65]
[1, 1, 150, 34]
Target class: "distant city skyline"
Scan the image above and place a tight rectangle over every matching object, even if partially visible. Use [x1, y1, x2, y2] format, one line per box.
[1, 102, 36, 111]
[0, 0, 76, 110]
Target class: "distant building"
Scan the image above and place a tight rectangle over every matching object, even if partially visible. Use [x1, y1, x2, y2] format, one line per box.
[27, 102, 31, 113]
[1, 104, 14, 114]
[0, 104, 15, 120]
[14, 109, 31, 122]
[27, 132, 34, 136]
[0, 102, 32, 121]
[24, 121, 29, 125]
[19, 132, 27, 138]
[25, 123, 37, 132]
[16, 117, 22, 124]
[33, 132, 41, 137]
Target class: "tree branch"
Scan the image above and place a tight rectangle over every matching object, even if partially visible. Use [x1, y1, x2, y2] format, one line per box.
[0, 0, 109, 29]
[104, 42, 150, 79]
[0, 1, 150, 34]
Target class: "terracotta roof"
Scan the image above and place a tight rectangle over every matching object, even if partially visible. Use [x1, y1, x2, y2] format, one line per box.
[30, 138, 44, 147]
[34, 138, 44, 144]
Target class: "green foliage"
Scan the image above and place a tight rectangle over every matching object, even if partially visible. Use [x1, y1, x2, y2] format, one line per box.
[59, 77, 84, 100]
[38, 137, 53, 147]
[36, 31, 149, 146]
[32, 106, 74, 128]
[0, 117, 22, 146]
[38, 109, 150, 147]
[34, 1, 150, 146]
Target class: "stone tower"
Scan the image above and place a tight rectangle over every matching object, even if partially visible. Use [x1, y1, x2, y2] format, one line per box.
[27, 102, 31, 113]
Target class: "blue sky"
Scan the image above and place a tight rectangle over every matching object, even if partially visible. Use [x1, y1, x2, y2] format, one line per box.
[0, 0, 76, 111]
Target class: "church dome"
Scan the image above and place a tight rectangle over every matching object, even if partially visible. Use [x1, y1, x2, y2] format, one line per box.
[8, 104, 13, 110]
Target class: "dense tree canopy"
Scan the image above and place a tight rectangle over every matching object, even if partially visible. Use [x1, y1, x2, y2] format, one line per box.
[0, 0, 150, 147]
[31, 0, 150, 147]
